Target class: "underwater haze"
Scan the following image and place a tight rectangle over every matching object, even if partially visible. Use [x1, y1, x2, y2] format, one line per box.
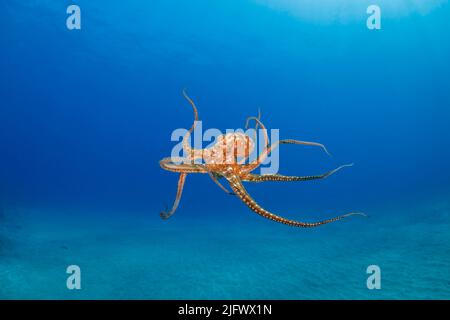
[1, 0, 450, 299]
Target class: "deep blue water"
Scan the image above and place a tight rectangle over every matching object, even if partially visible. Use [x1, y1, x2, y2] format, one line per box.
[1, 0, 449, 299]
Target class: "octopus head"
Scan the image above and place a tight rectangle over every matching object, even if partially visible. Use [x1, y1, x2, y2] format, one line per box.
[204, 132, 254, 164]
[221, 132, 254, 163]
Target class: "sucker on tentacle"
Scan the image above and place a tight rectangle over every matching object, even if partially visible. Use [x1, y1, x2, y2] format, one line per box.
[242, 163, 354, 182]
[226, 173, 365, 228]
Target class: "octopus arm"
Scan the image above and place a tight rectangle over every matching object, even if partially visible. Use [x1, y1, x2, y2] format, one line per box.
[241, 164, 354, 182]
[225, 174, 365, 228]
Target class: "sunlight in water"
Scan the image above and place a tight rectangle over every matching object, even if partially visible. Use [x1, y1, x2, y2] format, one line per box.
[253, 0, 447, 22]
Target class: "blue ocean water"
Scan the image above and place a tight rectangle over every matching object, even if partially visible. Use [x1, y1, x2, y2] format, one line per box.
[1, 0, 449, 299]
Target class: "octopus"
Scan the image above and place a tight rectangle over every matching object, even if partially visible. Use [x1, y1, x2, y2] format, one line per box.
[159, 91, 365, 228]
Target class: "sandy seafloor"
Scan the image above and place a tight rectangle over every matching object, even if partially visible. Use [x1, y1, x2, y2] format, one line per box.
[1, 0, 450, 301]
[1, 195, 449, 300]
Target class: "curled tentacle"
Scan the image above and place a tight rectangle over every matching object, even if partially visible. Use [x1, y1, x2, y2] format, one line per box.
[244, 115, 270, 166]
[181, 89, 204, 161]
[245, 115, 269, 149]
[160, 173, 187, 220]
[238, 110, 262, 165]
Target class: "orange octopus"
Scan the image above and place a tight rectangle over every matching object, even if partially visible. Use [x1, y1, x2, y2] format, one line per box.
[159, 91, 365, 227]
